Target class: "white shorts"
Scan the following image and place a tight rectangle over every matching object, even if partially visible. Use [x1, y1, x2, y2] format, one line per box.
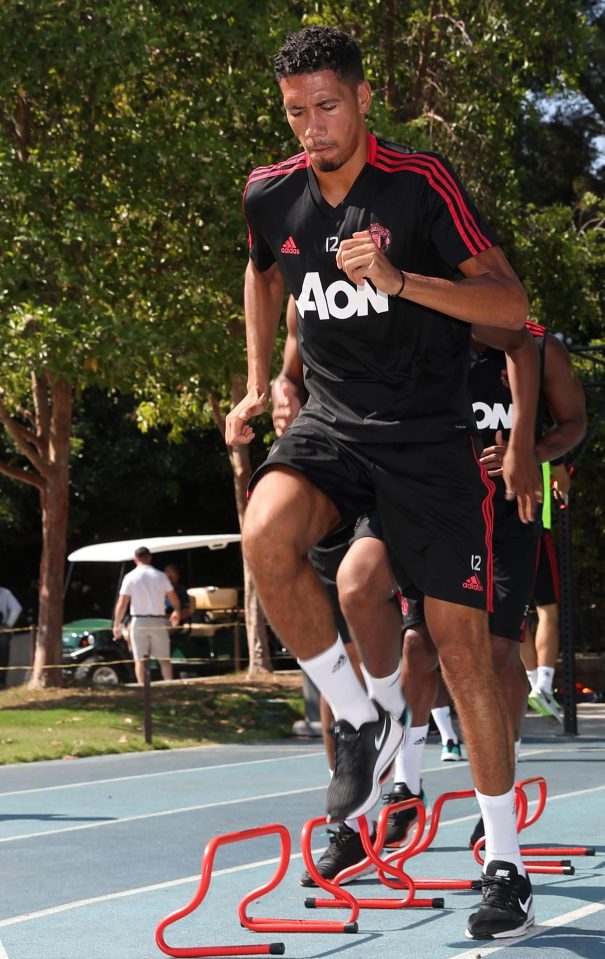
[130, 616, 170, 660]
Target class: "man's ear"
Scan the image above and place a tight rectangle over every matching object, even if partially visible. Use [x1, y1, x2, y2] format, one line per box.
[357, 80, 372, 117]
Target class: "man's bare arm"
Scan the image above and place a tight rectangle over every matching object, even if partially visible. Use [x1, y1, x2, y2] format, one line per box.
[474, 325, 541, 523]
[166, 589, 181, 628]
[271, 295, 307, 436]
[113, 594, 130, 639]
[225, 260, 284, 445]
[536, 334, 587, 464]
[337, 234, 527, 330]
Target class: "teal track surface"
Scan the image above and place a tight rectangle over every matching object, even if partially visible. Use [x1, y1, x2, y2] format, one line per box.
[0, 704, 603, 959]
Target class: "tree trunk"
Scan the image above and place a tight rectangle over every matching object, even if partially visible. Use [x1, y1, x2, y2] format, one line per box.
[209, 384, 272, 675]
[29, 378, 72, 687]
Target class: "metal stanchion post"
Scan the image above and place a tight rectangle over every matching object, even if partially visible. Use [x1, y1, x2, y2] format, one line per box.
[558, 502, 578, 735]
[30, 624, 36, 667]
[234, 617, 241, 673]
[143, 654, 153, 744]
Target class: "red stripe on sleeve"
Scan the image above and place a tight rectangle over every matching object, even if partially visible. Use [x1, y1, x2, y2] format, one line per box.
[374, 148, 493, 256]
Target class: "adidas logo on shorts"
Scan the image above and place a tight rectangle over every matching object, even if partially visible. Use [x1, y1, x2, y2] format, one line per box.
[462, 574, 483, 591]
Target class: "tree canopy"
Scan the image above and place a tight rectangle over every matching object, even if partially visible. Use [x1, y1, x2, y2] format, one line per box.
[1, 0, 604, 658]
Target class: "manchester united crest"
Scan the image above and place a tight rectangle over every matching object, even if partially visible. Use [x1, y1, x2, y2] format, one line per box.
[369, 221, 392, 252]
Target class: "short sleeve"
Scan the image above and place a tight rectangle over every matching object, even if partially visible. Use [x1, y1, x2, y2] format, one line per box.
[119, 570, 134, 597]
[418, 153, 500, 268]
[243, 176, 276, 272]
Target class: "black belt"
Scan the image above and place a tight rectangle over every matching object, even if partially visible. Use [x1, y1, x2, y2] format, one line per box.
[133, 613, 166, 617]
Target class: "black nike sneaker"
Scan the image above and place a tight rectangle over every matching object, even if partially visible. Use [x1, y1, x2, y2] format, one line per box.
[465, 860, 535, 940]
[382, 783, 426, 846]
[325, 701, 404, 822]
[382, 781, 426, 846]
[469, 815, 485, 848]
[300, 823, 376, 887]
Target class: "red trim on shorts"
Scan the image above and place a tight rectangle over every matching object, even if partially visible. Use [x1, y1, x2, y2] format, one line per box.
[470, 436, 495, 612]
[542, 530, 561, 603]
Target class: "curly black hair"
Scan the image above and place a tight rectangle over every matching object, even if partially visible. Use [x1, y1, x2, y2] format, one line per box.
[274, 25, 364, 88]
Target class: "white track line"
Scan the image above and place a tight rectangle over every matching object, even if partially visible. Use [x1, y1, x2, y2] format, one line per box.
[0, 744, 552, 800]
[0, 756, 469, 844]
[0, 749, 323, 798]
[449, 899, 605, 958]
[1, 772, 603, 846]
[0, 851, 303, 928]
[0, 938, 9, 958]
[0, 784, 326, 843]
[0, 756, 467, 842]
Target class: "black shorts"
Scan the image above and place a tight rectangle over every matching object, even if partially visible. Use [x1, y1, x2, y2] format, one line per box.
[400, 520, 540, 642]
[490, 523, 541, 641]
[251, 416, 494, 612]
[309, 513, 383, 644]
[532, 531, 560, 607]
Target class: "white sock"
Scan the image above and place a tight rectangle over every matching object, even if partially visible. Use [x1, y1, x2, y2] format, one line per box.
[393, 724, 429, 794]
[475, 787, 526, 875]
[431, 705, 458, 746]
[360, 662, 406, 719]
[298, 637, 377, 728]
[537, 666, 555, 695]
[343, 816, 375, 834]
[526, 668, 538, 689]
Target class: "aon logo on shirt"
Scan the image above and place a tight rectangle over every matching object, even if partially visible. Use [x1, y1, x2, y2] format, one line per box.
[296, 271, 389, 320]
[472, 401, 513, 431]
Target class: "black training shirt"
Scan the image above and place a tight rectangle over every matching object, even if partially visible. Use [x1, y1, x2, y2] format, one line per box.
[244, 133, 499, 442]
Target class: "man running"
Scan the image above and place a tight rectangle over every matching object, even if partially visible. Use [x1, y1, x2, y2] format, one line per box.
[226, 25, 538, 939]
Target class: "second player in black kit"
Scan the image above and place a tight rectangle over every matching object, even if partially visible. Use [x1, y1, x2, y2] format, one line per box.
[469, 322, 548, 639]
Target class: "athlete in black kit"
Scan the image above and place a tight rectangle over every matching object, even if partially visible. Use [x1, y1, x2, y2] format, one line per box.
[393, 323, 586, 857]
[225, 26, 540, 939]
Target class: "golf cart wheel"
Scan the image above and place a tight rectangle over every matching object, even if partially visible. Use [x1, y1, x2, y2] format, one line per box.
[75, 658, 122, 686]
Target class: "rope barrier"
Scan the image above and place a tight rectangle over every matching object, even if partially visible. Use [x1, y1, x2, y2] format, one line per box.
[0, 616, 248, 677]
[1, 614, 245, 635]
[0, 654, 253, 673]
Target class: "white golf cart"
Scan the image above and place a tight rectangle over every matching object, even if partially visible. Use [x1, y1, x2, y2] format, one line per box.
[62, 534, 244, 684]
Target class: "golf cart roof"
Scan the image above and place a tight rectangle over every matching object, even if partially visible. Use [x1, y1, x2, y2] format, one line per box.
[67, 534, 241, 563]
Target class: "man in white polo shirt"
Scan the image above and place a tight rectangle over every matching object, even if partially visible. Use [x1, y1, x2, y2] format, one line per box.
[113, 546, 181, 683]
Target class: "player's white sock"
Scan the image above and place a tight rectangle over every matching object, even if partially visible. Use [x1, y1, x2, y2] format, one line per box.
[475, 786, 526, 876]
[431, 705, 458, 745]
[298, 637, 377, 727]
[392, 724, 429, 795]
[343, 815, 375, 834]
[537, 666, 555, 695]
[360, 662, 406, 720]
[526, 668, 539, 689]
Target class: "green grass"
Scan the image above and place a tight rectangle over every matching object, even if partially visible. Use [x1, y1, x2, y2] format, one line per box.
[0, 673, 305, 764]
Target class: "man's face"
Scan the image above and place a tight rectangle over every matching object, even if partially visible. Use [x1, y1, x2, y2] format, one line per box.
[280, 69, 371, 173]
